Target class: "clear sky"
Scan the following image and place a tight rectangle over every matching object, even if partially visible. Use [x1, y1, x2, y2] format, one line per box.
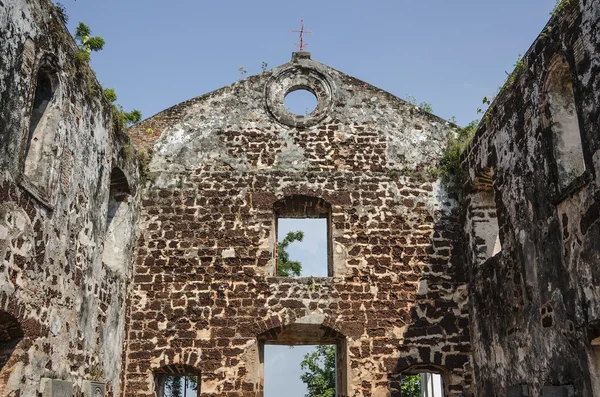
[57, 1, 559, 395]
[62, 0, 558, 128]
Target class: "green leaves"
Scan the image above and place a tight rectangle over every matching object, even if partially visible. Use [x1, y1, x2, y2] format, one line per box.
[103, 88, 117, 103]
[74, 22, 105, 65]
[54, 2, 68, 24]
[277, 231, 304, 277]
[104, 88, 142, 128]
[86, 36, 106, 52]
[238, 66, 247, 79]
[75, 22, 91, 40]
[73, 24, 141, 131]
[401, 375, 422, 397]
[125, 109, 142, 124]
[439, 120, 478, 193]
[551, 0, 571, 16]
[299, 345, 425, 397]
[300, 345, 336, 397]
[418, 101, 434, 113]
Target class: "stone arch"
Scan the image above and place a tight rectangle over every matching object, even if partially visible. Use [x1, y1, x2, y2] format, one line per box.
[0, 310, 25, 396]
[542, 53, 585, 191]
[273, 194, 333, 276]
[153, 364, 201, 397]
[22, 54, 60, 199]
[102, 167, 134, 273]
[466, 168, 502, 265]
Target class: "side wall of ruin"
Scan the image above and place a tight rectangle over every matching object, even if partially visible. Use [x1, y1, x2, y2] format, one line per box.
[0, 0, 139, 395]
[462, 1, 600, 396]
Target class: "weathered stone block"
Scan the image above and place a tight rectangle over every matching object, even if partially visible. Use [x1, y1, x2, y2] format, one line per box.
[507, 385, 529, 397]
[39, 378, 73, 397]
[542, 385, 575, 397]
[82, 380, 106, 397]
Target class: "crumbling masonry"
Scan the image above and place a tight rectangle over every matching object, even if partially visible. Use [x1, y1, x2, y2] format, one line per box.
[0, 0, 599, 396]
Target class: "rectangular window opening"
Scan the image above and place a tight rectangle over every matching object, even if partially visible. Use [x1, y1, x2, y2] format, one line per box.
[402, 373, 444, 397]
[277, 217, 331, 277]
[264, 344, 338, 397]
[155, 374, 199, 397]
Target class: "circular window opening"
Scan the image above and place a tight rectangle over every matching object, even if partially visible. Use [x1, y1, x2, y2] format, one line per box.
[284, 89, 318, 116]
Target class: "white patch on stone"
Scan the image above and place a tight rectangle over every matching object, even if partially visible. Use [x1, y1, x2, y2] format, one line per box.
[222, 248, 235, 258]
[417, 279, 429, 295]
[6, 362, 24, 392]
[49, 310, 62, 336]
[295, 313, 326, 325]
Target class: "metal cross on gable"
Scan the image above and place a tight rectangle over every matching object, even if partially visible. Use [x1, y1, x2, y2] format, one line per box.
[291, 20, 312, 51]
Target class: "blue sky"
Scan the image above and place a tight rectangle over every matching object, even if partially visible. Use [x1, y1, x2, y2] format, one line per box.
[57, 1, 559, 395]
[63, 0, 557, 127]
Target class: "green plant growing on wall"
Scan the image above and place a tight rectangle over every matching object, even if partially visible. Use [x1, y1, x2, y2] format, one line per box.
[103, 88, 142, 129]
[54, 2, 68, 24]
[405, 95, 417, 106]
[238, 66, 247, 79]
[137, 149, 156, 186]
[551, 0, 571, 16]
[418, 101, 434, 113]
[438, 120, 479, 193]
[500, 54, 525, 93]
[477, 96, 492, 115]
[103, 88, 118, 103]
[261, 61, 269, 72]
[405, 95, 434, 115]
[74, 22, 105, 64]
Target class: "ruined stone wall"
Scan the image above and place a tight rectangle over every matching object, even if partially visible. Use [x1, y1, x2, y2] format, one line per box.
[124, 54, 473, 396]
[462, 0, 600, 395]
[0, 0, 139, 395]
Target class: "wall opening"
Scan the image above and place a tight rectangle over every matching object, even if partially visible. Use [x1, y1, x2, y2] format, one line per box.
[0, 311, 24, 395]
[102, 167, 133, 273]
[154, 365, 200, 397]
[284, 88, 318, 116]
[274, 195, 332, 277]
[467, 170, 502, 265]
[264, 344, 336, 397]
[22, 57, 59, 197]
[259, 323, 347, 397]
[400, 367, 446, 397]
[544, 54, 585, 191]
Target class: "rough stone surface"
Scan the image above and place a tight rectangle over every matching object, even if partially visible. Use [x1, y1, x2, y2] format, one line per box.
[0, 0, 139, 395]
[461, 0, 600, 396]
[124, 54, 472, 396]
[2, 0, 600, 396]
